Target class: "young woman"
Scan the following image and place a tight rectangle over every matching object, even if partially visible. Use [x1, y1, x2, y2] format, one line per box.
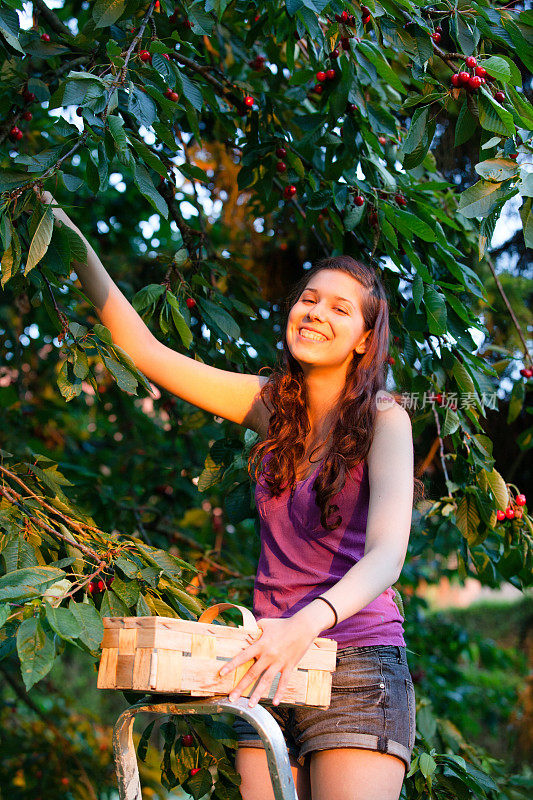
[33, 189, 416, 800]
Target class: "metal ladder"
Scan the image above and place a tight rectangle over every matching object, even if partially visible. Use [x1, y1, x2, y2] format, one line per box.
[113, 695, 299, 800]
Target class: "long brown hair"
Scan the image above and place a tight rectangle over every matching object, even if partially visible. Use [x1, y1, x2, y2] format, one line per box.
[247, 255, 423, 530]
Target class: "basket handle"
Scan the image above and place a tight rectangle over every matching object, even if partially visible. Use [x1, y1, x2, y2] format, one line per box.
[197, 602, 260, 632]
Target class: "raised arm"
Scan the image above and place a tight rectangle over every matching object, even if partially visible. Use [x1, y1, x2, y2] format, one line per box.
[35, 190, 271, 435]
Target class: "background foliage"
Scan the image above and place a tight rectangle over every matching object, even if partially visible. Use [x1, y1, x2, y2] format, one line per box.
[1, 0, 532, 798]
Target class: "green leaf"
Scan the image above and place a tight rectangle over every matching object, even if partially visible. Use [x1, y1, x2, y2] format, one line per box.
[68, 600, 104, 650]
[392, 207, 436, 242]
[100, 588, 130, 616]
[132, 284, 165, 313]
[110, 576, 140, 607]
[25, 205, 54, 275]
[0, 567, 66, 602]
[480, 56, 511, 84]
[108, 114, 129, 153]
[424, 286, 447, 335]
[92, 0, 126, 28]
[17, 617, 56, 691]
[102, 354, 138, 393]
[357, 41, 404, 94]
[45, 602, 82, 641]
[133, 162, 169, 219]
[457, 180, 514, 219]
[483, 468, 509, 511]
[402, 107, 429, 155]
[507, 85, 533, 129]
[180, 72, 203, 111]
[167, 292, 193, 349]
[474, 158, 518, 182]
[478, 91, 515, 137]
[197, 297, 240, 340]
[127, 86, 158, 129]
[455, 100, 477, 147]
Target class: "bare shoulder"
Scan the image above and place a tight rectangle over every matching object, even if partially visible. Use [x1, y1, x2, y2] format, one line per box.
[368, 400, 413, 466]
[374, 398, 411, 428]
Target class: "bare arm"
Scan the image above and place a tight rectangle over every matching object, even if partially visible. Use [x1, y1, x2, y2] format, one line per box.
[36, 190, 271, 433]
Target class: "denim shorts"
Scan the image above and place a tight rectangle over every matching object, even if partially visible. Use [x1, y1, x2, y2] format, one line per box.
[232, 644, 416, 771]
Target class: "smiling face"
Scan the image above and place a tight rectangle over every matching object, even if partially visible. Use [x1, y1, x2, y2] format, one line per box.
[286, 269, 372, 372]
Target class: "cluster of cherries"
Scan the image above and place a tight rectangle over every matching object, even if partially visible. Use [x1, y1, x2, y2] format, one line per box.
[450, 56, 502, 98]
[87, 576, 113, 595]
[496, 493, 527, 522]
[274, 145, 298, 199]
[312, 67, 337, 95]
[9, 88, 36, 142]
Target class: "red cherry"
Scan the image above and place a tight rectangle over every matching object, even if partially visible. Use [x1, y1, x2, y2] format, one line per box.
[494, 91, 506, 103]
[276, 147, 287, 158]
[354, 195, 365, 206]
[432, 31, 441, 43]
[169, 91, 179, 101]
[393, 336, 400, 344]
[362, 15, 371, 25]
[516, 494, 526, 506]
[466, 56, 477, 68]
[435, 393, 443, 405]
[276, 161, 287, 173]
[496, 510, 506, 521]
[475, 66, 487, 77]
[182, 733, 194, 746]
[458, 71, 470, 85]
[361, 5, 371, 14]
[76, 107, 83, 116]
[139, 50, 152, 63]
[435, 25, 442, 33]
[325, 69, 336, 80]
[41, 33, 51, 42]
[520, 367, 529, 376]
[163, 54, 170, 60]
[346, 102, 357, 113]
[514, 508, 523, 519]
[97, 579, 105, 592]
[15, 130, 23, 140]
[183, 18, 193, 29]
[313, 84, 323, 94]
[60, 777, 69, 786]
[155, 0, 160, 8]
[525, 367, 533, 377]
[468, 75, 482, 90]
[329, 48, 340, 59]
[283, 185, 297, 199]
[186, 298, 196, 309]
[451, 74, 461, 87]
[87, 581, 96, 594]
[190, 767, 201, 776]
[509, 152, 518, 159]
[9, 126, 20, 140]
[316, 71, 326, 82]
[387, 356, 395, 365]
[395, 194, 407, 207]
[23, 91, 36, 103]
[22, 110, 33, 121]
[244, 95, 254, 107]
[341, 10, 349, 22]
[378, 135, 387, 144]
[505, 507, 515, 519]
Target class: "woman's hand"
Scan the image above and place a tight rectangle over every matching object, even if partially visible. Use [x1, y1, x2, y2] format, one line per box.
[206, 616, 319, 708]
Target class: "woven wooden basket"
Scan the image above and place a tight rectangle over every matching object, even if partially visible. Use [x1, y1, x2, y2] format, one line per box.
[97, 602, 337, 708]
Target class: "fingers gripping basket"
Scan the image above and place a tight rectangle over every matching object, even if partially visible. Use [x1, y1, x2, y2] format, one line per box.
[97, 602, 337, 708]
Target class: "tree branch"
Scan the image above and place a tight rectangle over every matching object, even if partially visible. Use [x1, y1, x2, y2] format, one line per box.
[32, 0, 74, 39]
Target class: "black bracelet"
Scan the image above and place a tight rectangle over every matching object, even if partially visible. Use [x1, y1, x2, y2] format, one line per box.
[315, 596, 338, 629]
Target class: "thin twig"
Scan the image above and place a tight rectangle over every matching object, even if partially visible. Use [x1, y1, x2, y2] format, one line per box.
[485, 254, 532, 366]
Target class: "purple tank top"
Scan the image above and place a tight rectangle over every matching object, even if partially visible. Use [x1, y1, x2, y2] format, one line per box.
[252, 453, 406, 648]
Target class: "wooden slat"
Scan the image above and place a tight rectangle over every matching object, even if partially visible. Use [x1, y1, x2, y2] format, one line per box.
[132, 648, 153, 690]
[97, 648, 118, 689]
[191, 633, 216, 659]
[102, 629, 119, 648]
[156, 649, 182, 692]
[115, 654, 135, 687]
[118, 628, 137, 655]
[305, 670, 332, 708]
